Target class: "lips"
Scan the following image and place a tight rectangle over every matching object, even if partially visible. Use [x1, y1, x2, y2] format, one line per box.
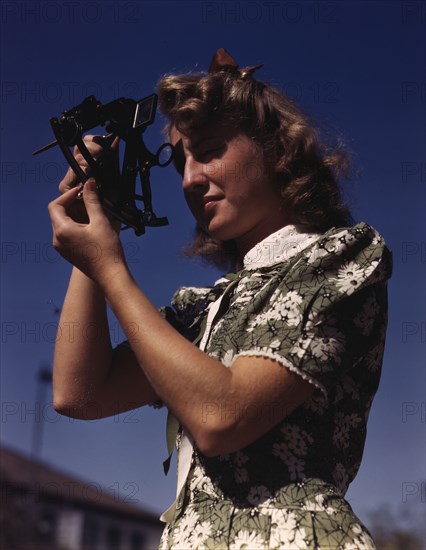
[202, 195, 222, 206]
[187, 194, 223, 221]
[201, 196, 222, 214]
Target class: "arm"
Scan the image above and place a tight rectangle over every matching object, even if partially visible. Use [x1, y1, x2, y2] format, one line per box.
[52, 136, 159, 420]
[98, 271, 315, 456]
[49, 180, 314, 453]
[53, 267, 159, 419]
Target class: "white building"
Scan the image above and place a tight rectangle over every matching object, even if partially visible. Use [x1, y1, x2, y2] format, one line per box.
[0, 445, 164, 550]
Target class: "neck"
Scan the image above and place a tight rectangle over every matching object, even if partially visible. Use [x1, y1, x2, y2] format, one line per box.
[235, 216, 290, 264]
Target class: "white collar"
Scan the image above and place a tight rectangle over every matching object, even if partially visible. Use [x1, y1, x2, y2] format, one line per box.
[242, 225, 321, 270]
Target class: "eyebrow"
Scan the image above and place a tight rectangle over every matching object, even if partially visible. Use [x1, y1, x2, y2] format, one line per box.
[191, 136, 210, 148]
[171, 132, 222, 157]
[188, 136, 221, 153]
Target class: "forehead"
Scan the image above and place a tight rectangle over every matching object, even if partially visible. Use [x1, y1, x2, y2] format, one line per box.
[169, 123, 238, 149]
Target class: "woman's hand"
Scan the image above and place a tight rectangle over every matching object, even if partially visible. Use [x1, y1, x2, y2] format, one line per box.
[48, 178, 127, 288]
[58, 134, 120, 193]
[58, 135, 120, 224]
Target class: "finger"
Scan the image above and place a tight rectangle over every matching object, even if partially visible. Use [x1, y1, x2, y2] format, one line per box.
[82, 178, 108, 221]
[74, 136, 105, 159]
[110, 135, 120, 151]
[92, 135, 120, 166]
[61, 135, 120, 196]
[92, 134, 116, 149]
[54, 184, 82, 205]
[48, 186, 82, 226]
[95, 137, 120, 180]
[74, 135, 118, 168]
[59, 173, 77, 194]
[59, 165, 88, 193]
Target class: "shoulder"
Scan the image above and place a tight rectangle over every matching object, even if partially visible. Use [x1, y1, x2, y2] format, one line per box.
[234, 222, 392, 323]
[315, 222, 391, 258]
[236, 222, 392, 296]
[298, 222, 393, 286]
[169, 276, 231, 325]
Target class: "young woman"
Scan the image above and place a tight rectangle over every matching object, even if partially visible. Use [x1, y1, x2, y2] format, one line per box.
[48, 49, 392, 549]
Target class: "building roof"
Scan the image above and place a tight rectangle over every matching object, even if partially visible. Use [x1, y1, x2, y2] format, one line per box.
[0, 445, 161, 525]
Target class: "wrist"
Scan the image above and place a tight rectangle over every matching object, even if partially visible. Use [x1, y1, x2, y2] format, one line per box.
[97, 261, 135, 303]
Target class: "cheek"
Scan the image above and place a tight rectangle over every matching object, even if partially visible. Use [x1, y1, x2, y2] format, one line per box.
[243, 162, 266, 189]
[234, 174, 273, 204]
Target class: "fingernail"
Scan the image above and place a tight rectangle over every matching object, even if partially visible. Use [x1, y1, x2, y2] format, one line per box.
[77, 183, 84, 199]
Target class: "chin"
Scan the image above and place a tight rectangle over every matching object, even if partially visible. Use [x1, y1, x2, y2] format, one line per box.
[205, 222, 241, 242]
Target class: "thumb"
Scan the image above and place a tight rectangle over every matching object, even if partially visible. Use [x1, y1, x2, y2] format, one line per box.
[110, 135, 120, 151]
[82, 178, 105, 220]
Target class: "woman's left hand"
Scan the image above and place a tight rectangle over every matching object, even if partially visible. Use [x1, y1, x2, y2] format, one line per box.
[48, 178, 127, 288]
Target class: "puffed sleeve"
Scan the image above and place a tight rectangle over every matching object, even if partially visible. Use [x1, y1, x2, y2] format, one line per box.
[231, 223, 393, 402]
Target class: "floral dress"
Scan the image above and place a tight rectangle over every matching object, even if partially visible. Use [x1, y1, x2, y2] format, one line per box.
[157, 222, 392, 550]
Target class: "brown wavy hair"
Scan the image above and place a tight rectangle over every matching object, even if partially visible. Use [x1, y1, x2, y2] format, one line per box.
[157, 70, 354, 270]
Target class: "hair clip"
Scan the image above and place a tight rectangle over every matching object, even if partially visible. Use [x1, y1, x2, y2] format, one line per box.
[208, 48, 263, 80]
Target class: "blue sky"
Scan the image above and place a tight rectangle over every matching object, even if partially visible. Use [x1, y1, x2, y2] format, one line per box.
[1, 0, 424, 532]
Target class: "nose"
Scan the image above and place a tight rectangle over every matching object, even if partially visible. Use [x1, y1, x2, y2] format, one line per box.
[182, 156, 209, 193]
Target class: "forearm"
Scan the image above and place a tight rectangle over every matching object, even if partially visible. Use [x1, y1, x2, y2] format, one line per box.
[100, 266, 233, 441]
[53, 266, 113, 410]
[101, 267, 315, 457]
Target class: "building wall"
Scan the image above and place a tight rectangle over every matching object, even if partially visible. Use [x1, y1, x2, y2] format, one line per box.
[80, 509, 163, 550]
[1, 486, 163, 550]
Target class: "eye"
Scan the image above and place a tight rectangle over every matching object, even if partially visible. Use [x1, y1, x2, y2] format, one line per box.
[172, 155, 185, 176]
[204, 147, 221, 155]
[172, 140, 185, 175]
[197, 144, 225, 161]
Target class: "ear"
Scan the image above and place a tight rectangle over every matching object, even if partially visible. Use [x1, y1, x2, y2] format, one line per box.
[261, 141, 281, 175]
[272, 141, 286, 173]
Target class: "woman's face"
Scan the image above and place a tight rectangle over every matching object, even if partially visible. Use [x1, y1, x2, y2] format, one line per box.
[170, 123, 289, 256]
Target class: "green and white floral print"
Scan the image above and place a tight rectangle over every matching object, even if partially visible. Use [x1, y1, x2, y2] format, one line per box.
[158, 223, 392, 549]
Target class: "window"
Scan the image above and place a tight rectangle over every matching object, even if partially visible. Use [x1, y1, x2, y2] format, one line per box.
[106, 526, 122, 550]
[82, 517, 99, 550]
[130, 531, 146, 550]
[36, 509, 57, 545]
